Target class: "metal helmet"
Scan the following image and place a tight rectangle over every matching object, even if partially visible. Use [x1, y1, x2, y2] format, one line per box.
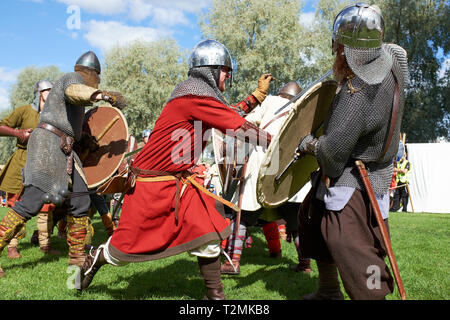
[32, 79, 53, 112]
[189, 39, 233, 70]
[278, 81, 301, 99]
[33, 79, 53, 95]
[332, 2, 385, 52]
[75, 51, 101, 74]
[189, 39, 234, 87]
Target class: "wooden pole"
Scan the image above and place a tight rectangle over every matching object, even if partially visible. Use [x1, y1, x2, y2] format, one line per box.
[355, 160, 407, 300]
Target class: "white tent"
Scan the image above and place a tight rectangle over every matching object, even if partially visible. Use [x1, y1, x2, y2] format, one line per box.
[405, 143, 450, 213]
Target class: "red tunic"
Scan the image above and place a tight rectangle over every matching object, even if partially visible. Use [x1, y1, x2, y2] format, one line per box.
[109, 95, 250, 262]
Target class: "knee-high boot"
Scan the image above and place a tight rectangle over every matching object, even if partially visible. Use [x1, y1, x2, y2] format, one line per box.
[198, 256, 226, 300]
[303, 260, 345, 300]
[0, 209, 28, 277]
[66, 215, 92, 267]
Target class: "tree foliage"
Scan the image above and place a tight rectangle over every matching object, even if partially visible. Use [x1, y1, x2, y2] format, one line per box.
[101, 39, 188, 137]
[0, 66, 63, 164]
[379, 0, 449, 142]
[199, 0, 335, 102]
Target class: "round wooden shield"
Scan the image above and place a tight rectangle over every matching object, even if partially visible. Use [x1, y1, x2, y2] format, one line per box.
[81, 105, 129, 189]
[256, 80, 338, 208]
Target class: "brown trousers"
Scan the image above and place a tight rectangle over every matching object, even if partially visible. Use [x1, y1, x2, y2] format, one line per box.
[298, 188, 394, 300]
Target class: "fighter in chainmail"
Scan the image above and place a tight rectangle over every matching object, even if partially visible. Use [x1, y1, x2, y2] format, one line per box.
[296, 3, 409, 300]
[79, 39, 273, 300]
[0, 51, 127, 277]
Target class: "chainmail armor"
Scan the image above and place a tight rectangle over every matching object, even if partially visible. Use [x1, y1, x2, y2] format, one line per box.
[316, 44, 408, 195]
[168, 67, 229, 106]
[24, 72, 86, 197]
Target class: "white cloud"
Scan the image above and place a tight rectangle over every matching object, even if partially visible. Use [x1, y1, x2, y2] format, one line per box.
[83, 20, 170, 52]
[151, 8, 190, 27]
[57, 0, 127, 15]
[128, 0, 153, 22]
[0, 67, 20, 83]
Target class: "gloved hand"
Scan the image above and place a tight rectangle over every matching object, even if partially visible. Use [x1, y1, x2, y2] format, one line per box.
[297, 134, 318, 155]
[252, 73, 274, 104]
[0, 126, 32, 144]
[101, 91, 127, 110]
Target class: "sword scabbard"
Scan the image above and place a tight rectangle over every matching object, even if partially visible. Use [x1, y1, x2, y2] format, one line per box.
[355, 160, 407, 300]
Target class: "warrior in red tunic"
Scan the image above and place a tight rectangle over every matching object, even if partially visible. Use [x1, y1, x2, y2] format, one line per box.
[80, 39, 273, 299]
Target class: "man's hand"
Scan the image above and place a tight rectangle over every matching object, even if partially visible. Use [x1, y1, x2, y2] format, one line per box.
[16, 128, 33, 144]
[101, 91, 127, 110]
[252, 73, 274, 104]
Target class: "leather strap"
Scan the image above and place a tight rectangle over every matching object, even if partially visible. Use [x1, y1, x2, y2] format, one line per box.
[379, 72, 399, 160]
[262, 110, 290, 130]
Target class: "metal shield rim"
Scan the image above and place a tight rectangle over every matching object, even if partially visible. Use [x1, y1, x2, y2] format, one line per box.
[256, 80, 338, 208]
[85, 105, 129, 189]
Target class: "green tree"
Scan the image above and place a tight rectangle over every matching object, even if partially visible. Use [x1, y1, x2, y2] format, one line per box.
[379, 0, 449, 142]
[0, 66, 63, 164]
[200, 0, 335, 103]
[101, 39, 188, 137]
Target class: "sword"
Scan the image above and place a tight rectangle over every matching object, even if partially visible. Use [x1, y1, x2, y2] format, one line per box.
[355, 160, 407, 300]
[274, 69, 333, 115]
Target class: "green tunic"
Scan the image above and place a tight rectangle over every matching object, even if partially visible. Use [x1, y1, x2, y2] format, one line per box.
[0, 104, 40, 194]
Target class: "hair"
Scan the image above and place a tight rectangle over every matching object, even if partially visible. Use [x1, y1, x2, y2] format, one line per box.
[333, 44, 354, 84]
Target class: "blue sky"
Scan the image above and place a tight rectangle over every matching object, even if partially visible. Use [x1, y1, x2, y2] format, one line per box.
[0, 0, 319, 112]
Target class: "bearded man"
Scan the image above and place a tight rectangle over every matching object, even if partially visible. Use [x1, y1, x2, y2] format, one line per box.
[79, 39, 273, 300]
[0, 51, 127, 277]
[297, 3, 409, 300]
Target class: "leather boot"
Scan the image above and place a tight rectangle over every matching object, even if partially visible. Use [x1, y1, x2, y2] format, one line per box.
[7, 237, 22, 259]
[198, 256, 226, 300]
[0, 266, 5, 278]
[220, 259, 240, 275]
[303, 261, 345, 300]
[101, 213, 116, 236]
[58, 219, 67, 239]
[66, 215, 91, 267]
[37, 212, 61, 255]
[79, 245, 108, 290]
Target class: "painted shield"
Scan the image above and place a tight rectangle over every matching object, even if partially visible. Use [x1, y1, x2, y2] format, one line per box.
[81, 105, 129, 189]
[256, 80, 338, 208]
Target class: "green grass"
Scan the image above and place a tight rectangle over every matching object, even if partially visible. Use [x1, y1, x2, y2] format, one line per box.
[0, 207, 448, 300]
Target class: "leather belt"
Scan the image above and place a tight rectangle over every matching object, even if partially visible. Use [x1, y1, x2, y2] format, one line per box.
[129, 166, 240, 224]
[38, 122, 74, 175]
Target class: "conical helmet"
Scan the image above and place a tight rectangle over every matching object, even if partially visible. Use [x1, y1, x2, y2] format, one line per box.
[75, 51, 101, 74]
[278, 81, 301, 99]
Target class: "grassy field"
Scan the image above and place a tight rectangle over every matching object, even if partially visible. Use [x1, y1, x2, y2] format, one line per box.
[0, 207, 448, 300]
